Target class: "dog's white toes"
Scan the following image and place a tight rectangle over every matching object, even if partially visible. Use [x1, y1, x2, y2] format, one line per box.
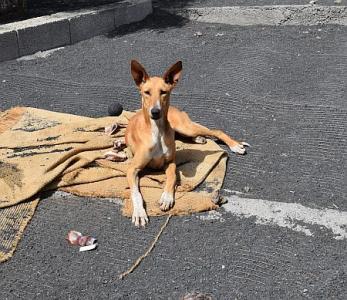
[230, 143, 246, 155]
[193, 136, 207, 144]
[159, 191, 174, 211]
[241, 142, 251, 147]
[132, 207, 148, 227]
[132, 216, 139, 227]
[132, 216, 148, 227]
[140, 216, 148, 227]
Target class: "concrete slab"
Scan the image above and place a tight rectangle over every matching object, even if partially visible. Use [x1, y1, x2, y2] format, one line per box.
[167, 5, 347, 26]
[17, 19, 70, 56]
[0, 0, 153, 62]
[0, 30, 18, 61]
[70, 9, 115, 43]
[125, 0, 153, 23]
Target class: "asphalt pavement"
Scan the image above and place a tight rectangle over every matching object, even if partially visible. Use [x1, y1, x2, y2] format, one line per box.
[0, 2, 346, 299]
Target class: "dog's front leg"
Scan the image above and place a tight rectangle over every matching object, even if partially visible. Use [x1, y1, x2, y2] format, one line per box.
[159, 161, 176, 211]
[127, 153, 150, 227]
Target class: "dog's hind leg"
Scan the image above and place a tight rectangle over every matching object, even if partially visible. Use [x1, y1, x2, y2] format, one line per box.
[193, 136, 207, 144]
[168, 107, 249, 155]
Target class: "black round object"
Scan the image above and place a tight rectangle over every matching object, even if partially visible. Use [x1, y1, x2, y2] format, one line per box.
[108, 103, 123, 116]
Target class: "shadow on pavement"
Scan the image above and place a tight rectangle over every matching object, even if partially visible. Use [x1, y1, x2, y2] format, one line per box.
[107, 0, 209, 37]
[0, 0, 124, 24]
[107, 8, 189, 38]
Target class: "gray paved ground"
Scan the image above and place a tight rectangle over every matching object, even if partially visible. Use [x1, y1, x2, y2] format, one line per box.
[153, 0, 347, 8]
[0, 4, 346, 300]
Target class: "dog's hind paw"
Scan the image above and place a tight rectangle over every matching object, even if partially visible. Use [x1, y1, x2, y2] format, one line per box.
[193, 136, 207, 144]
[159, 191, 174, 211]
[230, 142, 250, 155]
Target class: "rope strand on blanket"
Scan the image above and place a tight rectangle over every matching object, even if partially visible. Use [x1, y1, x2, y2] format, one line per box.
[118, 214, 172, 280]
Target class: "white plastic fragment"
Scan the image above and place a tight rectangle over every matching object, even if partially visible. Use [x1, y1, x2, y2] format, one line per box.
[79, 243, 98, 252]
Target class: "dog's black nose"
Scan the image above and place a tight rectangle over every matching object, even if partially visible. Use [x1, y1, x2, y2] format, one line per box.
[151, 108, 161, 120]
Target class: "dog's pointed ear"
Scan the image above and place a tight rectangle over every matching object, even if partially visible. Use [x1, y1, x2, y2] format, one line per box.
[131, 60, 149, 87]
[163, 61, 182, 87]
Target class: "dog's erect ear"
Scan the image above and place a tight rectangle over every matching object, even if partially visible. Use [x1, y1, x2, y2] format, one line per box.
[131, 60, 149, 86]
[163, 61, 182, 86]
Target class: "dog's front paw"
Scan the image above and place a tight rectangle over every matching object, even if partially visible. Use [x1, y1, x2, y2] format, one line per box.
[159, 191, 174, 211]
[132, 207, 149, 227]
[230, 142, 250, 155]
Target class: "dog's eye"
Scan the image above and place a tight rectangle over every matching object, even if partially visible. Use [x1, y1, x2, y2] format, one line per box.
[144, 90, 151, 96]
[160, 90, 167, 95]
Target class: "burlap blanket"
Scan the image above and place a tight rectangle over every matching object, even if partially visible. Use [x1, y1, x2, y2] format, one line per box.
[0, 107, 227, 262]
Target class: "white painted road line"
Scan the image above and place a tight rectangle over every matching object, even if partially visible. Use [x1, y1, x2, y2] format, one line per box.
[222, 194, 347, 240]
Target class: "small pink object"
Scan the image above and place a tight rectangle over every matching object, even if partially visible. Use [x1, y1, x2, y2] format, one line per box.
[105, 124, 118, 135]
[104, 150, 127, 162]
[66, 230, 98, 252]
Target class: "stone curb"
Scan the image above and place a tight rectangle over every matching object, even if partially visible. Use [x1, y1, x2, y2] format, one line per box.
[0, 0, 152, 62]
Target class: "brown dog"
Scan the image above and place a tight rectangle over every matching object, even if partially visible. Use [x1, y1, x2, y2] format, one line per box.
[125, 60, 249, 227]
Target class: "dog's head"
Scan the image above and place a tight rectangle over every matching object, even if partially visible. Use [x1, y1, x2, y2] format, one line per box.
[130, 60, 182, 120]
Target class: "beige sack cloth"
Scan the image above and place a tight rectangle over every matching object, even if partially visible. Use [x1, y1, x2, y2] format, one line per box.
[0, 107, 227, 262]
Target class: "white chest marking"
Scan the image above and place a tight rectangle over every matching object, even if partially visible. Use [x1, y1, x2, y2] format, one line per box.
[150, 119, 170, 158]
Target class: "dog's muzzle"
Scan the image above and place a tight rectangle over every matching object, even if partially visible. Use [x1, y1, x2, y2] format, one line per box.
[150, 107, 161, 120]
